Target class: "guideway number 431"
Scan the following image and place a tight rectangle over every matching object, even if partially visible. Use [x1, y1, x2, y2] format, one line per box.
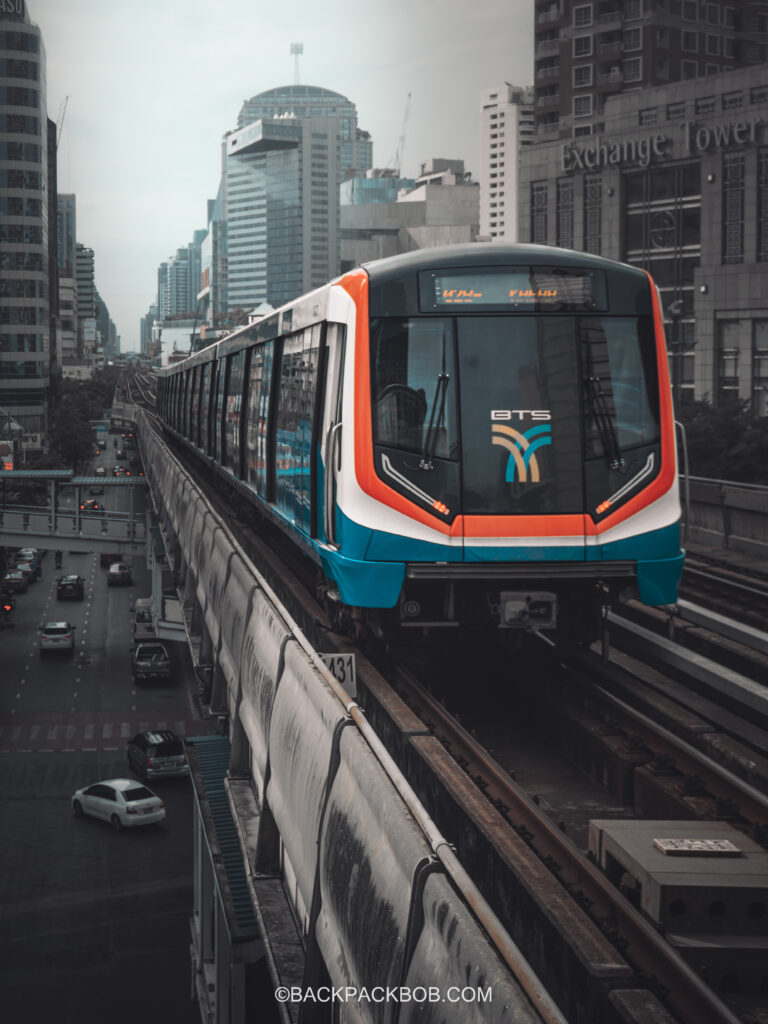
[320, 653, 357, 697]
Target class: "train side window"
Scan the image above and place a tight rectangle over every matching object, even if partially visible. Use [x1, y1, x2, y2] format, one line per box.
[190, 365, 200, 442]
[214, 357, 226, 463]
[200, 362, 211, 452]
[245, 341, 274, 497]
[183, 369, 193, 438]
[224, 349, 246, 477]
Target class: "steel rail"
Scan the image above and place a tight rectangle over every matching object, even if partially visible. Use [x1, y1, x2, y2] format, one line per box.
[395, 668, 742, 1024]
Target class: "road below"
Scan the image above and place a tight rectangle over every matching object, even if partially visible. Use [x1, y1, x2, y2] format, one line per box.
[1, 473, 213, 1024]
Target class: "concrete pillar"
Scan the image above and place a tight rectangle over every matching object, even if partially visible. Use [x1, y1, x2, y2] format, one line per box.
[210, 660, 227, 714]
[229, 711, 249, 778]
[199, 624, 213, 665]
[191, 594, 204, 634]
[183, 567, 195, 605]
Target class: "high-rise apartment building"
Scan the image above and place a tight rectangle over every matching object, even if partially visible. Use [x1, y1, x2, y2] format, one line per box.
[0, 0, 51, 445]
[534, 0, 768, 140]
[167, 248, 189, 316]
[75, 243, 95, 321]
[56, 194, 77, 362]
[223, 85, 372, 312]
[478, 84, 534, 241]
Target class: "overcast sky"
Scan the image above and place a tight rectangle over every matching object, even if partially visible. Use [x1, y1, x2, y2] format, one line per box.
[31, 0, 534, 350]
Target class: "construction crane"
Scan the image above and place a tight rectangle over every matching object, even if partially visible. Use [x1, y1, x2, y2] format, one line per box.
[56, 96, 68, 149]
[389, 92, 411, 177]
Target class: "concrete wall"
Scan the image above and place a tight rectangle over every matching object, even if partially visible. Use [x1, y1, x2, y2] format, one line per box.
[685, 477, 768, 558]
[137, 409, 545, 1024]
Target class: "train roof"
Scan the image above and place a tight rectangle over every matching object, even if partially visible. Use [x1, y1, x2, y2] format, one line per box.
[159, 244, 652, 376]
[360, 242, 646, 284]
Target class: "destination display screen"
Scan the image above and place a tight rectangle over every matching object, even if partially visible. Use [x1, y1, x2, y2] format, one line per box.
[420, 267, 607, 312]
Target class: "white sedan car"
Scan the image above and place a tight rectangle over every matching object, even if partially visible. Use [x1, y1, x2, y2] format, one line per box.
[72, 778, 165, 830]
[38, 621, 76, 654]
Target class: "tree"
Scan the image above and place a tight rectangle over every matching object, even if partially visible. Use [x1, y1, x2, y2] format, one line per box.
[677, 399, 768, 484]
[35, 368, 122, 473]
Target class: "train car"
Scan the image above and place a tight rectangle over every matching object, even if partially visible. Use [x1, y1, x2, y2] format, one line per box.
[157, 244, 684, 643]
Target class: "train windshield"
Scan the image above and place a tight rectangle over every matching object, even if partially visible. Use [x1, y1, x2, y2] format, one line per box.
[370, 311, 660, 522]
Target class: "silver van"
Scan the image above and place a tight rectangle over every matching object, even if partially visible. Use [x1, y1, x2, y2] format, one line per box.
[132, 597, 154, 640]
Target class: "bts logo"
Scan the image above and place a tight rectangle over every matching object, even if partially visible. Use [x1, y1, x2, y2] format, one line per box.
[491, 410, 552, 483]
[491, 409, 551, 421]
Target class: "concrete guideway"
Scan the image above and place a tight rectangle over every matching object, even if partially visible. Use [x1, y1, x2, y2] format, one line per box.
[138, 406, 565, 1024]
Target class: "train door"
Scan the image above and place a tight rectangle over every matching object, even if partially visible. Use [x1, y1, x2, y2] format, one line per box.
[455, 315, 588, 559]
[318, 323, 345, 546]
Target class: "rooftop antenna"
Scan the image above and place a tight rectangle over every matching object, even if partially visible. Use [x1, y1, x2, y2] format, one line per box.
[290, 42, 303, 85]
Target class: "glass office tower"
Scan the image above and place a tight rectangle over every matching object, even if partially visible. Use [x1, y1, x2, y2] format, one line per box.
[224, 85, 372, 312]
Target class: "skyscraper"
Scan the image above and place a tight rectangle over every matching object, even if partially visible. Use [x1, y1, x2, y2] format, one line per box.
[0, 0, 51, 446]
[223, 85, 372, 312]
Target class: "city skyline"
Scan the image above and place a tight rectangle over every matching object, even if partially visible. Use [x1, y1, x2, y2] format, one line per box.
[31, 0, 534, 349]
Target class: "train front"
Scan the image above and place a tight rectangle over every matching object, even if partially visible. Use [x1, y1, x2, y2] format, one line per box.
[333, 246, 684, 642]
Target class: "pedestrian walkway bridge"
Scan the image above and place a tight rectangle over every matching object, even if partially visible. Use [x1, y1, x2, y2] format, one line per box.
[0, 470, 146, 554]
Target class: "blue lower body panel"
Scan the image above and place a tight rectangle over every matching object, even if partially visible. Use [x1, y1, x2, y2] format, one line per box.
[319, 548, 405, 608]
[318, 515, 684, 609]
[635, 551, 685, 604]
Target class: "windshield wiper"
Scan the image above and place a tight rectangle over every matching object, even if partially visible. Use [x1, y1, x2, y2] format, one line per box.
[419, 370, 450, 470]
[586, 376, 624, 470]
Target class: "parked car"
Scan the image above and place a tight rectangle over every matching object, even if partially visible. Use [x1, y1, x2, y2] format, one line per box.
[126, 730, 188, 780]
[2, 571, 28, 594]
[71, 778, 165, 830]
[131, 641, 171, 682]
[38, 621, 76, 654]
[80, 499, 101, 513]
[57, 574, 85, 600]
[107, 562, 132, 586]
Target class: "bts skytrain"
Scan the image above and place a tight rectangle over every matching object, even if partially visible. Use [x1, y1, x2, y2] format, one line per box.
[157, 244, 684, 643]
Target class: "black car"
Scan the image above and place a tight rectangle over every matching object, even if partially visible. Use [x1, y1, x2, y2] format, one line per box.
[80, 499, 101, 513]
[57, 574, 85, 600]
[126, 730, 188, 780]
